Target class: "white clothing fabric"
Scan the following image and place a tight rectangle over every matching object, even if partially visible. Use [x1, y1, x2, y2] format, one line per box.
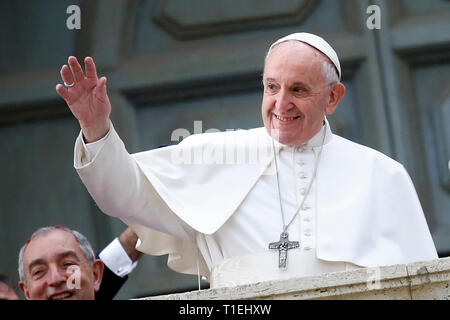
[99, 238, 138, 278]
[210, 250, 361, 288]
[74, 119, 437, 286]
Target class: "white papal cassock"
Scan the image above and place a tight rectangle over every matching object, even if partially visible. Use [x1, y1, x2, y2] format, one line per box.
[74, 118, 437, 288]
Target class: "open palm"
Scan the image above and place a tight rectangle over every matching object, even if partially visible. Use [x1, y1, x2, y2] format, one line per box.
[56, 56, 111, 142]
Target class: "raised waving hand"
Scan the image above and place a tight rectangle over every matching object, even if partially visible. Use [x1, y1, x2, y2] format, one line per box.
[56, 56, 111, 142]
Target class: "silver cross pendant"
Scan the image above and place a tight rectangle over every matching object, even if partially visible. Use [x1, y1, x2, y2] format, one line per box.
[269, 232, 299, 269]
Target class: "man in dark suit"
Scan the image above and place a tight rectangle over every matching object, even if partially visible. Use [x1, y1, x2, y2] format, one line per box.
[18, 226, 141, 300]
[96, 227, 141, 300]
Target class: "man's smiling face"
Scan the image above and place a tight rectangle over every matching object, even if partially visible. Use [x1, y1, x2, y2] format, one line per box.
[261, 41, 340, 146]
[19, 229, 103, 300]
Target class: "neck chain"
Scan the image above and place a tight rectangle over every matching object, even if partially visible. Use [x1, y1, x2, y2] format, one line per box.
[269, 126, 327, 269]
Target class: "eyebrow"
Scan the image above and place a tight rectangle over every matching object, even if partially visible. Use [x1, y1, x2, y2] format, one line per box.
[291, 82, 312, 91]
[28, 250, 80, 272]
[264, 78, 308, 85]
[264, 78, 311, 89]
[291, 81, 309, 87]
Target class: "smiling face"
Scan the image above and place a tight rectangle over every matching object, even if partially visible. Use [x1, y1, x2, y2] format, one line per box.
[262, 41, 345, 146]
[19, 229, 103, 300]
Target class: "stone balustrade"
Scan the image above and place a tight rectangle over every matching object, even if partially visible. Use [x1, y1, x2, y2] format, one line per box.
[138, 257, 450, 300]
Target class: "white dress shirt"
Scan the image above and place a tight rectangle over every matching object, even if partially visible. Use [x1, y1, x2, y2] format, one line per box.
[99, 238, 138, 278]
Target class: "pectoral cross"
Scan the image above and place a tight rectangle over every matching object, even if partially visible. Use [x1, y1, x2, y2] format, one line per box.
[269, 232, 299, 269]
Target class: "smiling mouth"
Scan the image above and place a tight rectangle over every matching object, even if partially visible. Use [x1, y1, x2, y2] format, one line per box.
[49, 292, 74, 300]
[273, 114, 301, 122]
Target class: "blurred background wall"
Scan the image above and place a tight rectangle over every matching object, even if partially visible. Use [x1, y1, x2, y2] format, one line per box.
[0, 0, 449, 299]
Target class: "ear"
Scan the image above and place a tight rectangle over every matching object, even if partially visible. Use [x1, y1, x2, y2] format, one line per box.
[325, 82, 346, 115]
[92, 259, 104, 292]
[18, 280, 31, 300]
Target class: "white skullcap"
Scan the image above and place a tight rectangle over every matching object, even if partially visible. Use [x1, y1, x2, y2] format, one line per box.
[268, 32, 341, 80]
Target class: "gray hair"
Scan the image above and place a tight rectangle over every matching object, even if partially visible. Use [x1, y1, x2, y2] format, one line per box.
[18, 226, 95, 284]
[264, 40, 340, 85]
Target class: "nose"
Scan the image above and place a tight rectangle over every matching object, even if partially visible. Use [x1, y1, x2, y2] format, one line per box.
[275, 88, 295, 114]
[47, 265, 67, 287]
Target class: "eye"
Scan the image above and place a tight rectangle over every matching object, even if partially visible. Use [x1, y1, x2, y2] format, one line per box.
[265, 83, 278, 93]
[63, 261, 76, 268]
[31, 268, 45, 278]
[292, 87, 305, 94]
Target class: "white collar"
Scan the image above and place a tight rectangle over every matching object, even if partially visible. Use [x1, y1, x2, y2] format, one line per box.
[269, 117, 333, 153]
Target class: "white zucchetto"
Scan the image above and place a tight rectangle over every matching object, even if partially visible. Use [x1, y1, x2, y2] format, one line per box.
[269, 32, 342, 80]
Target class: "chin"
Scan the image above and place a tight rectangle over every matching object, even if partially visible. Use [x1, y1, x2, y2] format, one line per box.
[279, 138, 300, 146]
[273, 131, 300, 146]
[264, 123, 302, 145]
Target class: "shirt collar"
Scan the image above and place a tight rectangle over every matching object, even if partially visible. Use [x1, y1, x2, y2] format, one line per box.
[270, 117, 333, 153]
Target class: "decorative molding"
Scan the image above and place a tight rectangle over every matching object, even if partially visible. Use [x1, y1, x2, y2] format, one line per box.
[390, 13, 450, 58]
[152, 0, 319, 39]
[125, 71, 262, 107]
[0, 100, 70, 127]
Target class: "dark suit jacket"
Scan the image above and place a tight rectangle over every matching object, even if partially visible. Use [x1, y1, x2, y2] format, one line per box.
[95, 256, 128, 300]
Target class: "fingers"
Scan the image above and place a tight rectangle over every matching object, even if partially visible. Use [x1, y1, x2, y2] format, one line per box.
[84, 57, 98, 81]
[95, 77, 108, 100]
[68, 56, 85, 82]
[55, 84, 70, 101]
[60, 65, 74, 86]
[57, 56, 103, 104]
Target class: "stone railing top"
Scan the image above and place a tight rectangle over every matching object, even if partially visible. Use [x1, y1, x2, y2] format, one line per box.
[137, 257, 450, 300]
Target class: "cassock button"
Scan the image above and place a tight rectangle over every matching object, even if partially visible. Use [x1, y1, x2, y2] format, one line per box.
[303, 216, 311, 222]
[296, 159, 305, 166]
[302, 204, 311, 210]
[304, 232, 312, 237]
[304, 246, 312, 251]
[298, 172, 307, 179]
[299, 188, 307, 195]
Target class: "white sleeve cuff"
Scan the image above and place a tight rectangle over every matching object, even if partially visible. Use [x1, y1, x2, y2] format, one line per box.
[81, 125, 112, 162]
[99, 238, 138, 278]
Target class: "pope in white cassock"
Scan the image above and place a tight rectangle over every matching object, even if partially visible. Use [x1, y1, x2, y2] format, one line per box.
[56, 33, 438, 289]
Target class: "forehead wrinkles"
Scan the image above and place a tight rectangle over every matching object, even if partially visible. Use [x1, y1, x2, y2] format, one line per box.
[25, 231, 82, 264]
